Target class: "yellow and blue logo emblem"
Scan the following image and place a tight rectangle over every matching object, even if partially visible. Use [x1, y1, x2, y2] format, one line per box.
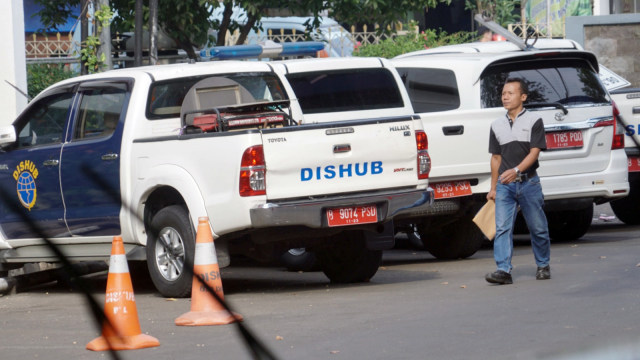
[13, 160, 39, 210]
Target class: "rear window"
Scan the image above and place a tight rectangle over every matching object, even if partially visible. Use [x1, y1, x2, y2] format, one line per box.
[285, 68, 404, 114]
[397, 67, 460, 112]
[481, 59, 609, 108]
[147, 73, 287, 119]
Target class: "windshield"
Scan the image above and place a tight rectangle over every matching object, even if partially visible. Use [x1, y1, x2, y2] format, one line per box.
[481, 58, 609, 108]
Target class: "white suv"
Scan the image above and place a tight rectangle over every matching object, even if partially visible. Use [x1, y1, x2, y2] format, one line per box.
[391, 39, 629, 259]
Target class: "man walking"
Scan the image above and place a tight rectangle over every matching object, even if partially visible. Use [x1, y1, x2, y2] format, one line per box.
[485, 77, 551, 285]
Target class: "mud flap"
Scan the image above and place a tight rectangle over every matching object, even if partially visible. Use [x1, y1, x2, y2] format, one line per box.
[364, 220, 395, 251]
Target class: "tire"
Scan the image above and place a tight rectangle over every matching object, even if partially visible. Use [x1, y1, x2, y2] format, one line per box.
[418, 216, 485, 260]
[315, 231, 382, 283]
[610, 187, 640, 225]
[546, 206, 593, 241]
[280, 248, 320, 272]
[146, 205, 195, 298]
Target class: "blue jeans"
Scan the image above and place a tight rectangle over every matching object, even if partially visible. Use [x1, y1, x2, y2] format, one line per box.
[494, 175, 550, 273]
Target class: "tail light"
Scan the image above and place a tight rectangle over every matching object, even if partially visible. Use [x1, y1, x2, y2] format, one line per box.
[415, 130, 431, 179]
[612, 101, 625, 150]
[239, 145, 266, 196]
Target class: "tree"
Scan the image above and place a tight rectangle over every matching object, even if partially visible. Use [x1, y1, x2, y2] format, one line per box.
[37, 0, 453, 62]
[464, 0, 520, 27]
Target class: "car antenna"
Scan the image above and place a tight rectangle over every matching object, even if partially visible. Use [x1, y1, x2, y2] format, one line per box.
[4, 80, 31, 102]
[473, 14, 532, 51]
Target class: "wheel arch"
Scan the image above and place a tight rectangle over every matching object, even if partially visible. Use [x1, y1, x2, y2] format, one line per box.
[130, 165, 208, 245]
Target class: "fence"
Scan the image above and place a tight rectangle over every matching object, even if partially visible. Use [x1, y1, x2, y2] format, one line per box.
[507, 22, 566, 39]
[25, 23, 416, 61]
[25, 22, 568, 61]
[25, 33, 79, 63]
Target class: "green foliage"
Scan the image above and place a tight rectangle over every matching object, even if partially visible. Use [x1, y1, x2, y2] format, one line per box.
[36, 0, 455, 60]
[354, 29, 475, 59]
[79, 5, 113, 73]
[465, 0, 520, 27]
[27, 64, 76, 99]
[326, 0, 452, 32]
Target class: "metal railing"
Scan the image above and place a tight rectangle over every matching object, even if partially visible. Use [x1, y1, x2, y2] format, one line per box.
[507, 22, 566, 39]
[25, 23, 417, 60]
[25, 33, 79, 62]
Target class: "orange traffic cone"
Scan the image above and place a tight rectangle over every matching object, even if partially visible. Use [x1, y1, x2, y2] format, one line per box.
[175, 217, 243, 326]
[86, 236, 160, 351]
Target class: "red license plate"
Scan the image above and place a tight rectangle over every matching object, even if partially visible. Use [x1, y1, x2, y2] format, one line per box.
[432, 181, 473, 199]
[546, 131, 583, 149]
[326, 205, 377, 227]
[629, 156, 640, 172]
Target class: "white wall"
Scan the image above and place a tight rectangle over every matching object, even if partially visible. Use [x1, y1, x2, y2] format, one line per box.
[0, 0, 27, 125]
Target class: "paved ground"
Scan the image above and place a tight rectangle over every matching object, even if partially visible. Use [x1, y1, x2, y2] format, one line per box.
[0, 204, 639, 360]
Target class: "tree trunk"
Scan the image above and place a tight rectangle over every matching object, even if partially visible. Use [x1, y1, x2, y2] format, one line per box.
[149, 0, 158, 65]
[134, 0, 143, 67]
[216, 0, 234, 46]
[97, 0, 113, 70]
[236, 13, 259, 45]
[81, 0, 89, 74]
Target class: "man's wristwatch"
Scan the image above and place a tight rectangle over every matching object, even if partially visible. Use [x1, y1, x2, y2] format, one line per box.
[514, 167, 521, 176]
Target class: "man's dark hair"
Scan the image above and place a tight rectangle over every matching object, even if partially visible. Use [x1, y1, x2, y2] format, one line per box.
[505, 77, 528, 95]
[478, 25, 490, 35]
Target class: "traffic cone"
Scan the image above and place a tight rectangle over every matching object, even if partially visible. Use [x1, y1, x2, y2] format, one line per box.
[175, 217, 243, 326]
[86, 236, 160, 351]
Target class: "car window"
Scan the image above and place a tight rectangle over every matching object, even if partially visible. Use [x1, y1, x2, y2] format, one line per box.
[74, 85, 127, 140]
[481, 59, 609, 108]
[15, 92, 74, 148]
[285, 68, 404, 114]
[397, 67, 460, 113]
[147, 73, 288, 120]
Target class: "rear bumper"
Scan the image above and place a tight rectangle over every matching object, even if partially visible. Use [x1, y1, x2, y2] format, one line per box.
[250, 188, 434, 228]
[540, 149, 629, 202]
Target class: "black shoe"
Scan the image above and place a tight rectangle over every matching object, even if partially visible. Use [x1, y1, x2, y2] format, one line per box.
[536, 266, 551, 280]
[485, 270, 513, 285]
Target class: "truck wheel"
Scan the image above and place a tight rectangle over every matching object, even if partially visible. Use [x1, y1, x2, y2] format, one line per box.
[146, 205, 195, 298]
[316, 232, 382, 283]
[546, 206, 593, 241]
[610, 187, 640, 225]
[419, 216, 484, 260]
[280, 248, 320, 272]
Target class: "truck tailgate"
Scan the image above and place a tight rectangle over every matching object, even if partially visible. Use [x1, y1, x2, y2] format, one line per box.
[261, 116, 422, 200]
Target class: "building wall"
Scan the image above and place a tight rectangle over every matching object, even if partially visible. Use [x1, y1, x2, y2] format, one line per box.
[0, 0, 28, 124]
[566, 13, 640, 87]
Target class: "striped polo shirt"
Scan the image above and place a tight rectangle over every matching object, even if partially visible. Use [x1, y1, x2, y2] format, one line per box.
[488, 109, 546, 176]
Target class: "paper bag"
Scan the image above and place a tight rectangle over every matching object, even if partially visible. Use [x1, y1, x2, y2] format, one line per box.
[473, 200, 496, 241]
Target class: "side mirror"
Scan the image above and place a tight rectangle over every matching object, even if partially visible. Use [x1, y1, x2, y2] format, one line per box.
[0, 125, 16, 147]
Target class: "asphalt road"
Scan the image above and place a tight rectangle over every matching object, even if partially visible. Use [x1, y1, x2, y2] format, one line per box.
[1, 204, 639, 360]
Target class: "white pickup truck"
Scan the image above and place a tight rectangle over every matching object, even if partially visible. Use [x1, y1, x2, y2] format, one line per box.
[0, 58, 433, 297]
[610, 87, 640, 224]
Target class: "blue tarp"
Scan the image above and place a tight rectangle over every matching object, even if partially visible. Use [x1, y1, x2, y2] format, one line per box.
[23, 0, 80, 33]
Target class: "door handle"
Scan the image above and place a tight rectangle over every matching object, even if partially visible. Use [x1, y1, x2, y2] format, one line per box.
[633, 106, 640, 114]
[43, 159, 59, 167]
[443, 125, 464, 136]
[101, 153, 119, 161]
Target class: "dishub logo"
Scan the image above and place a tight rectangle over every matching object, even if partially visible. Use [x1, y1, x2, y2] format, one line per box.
[12, 160, 39, 210]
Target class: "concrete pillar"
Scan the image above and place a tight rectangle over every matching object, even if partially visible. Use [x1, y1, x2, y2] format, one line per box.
[0, 0, 28, 125]
[593, 0, 611, 15]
